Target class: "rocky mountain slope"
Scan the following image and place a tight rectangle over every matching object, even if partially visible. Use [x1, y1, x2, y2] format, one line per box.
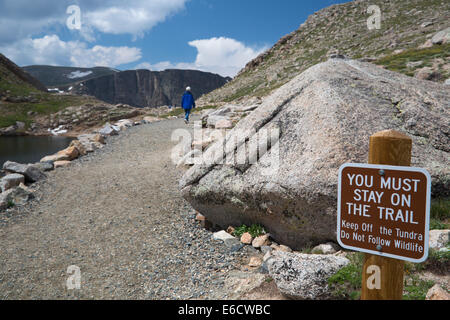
[22, 65, 119, 88]
[0, 53, 47, 93]
[69, 69, 230, 108]
[200, 0, 450, 104]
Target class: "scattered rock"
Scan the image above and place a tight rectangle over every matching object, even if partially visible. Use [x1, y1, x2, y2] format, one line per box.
[0, 173, 25, 192]
[277, 245, 293, 253]
[266, 251, 350, 299]
[0, 185, 34, 208]
[418, 39, 433, 49]
[429, 230, 449, 250]
[69, 140, 88, 156]
[248, 256, 263, 267]
[406, 61, 423, 68]
[40, 153, 70, 163]
[215, 119, 233, 129]
[212, 230, 236, 242]
[2, 161, 46, 183]
[414, 67, 442, 81]
[431, 27, 450, 45]
[312, 242, 339, 254]
[240, 232, 253, 245]
[226, 226, 235, 234]
[426, 284, 450, 300]
[99, 123, 119, 136]
[252, 234, 271, 248]
[30, 161, 54, 172]
[420, 21, 434, 28]
[56, 146, 79, 161]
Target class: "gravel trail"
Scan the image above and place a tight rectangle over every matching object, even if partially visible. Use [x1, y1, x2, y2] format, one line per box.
[0, 117, 261, 300]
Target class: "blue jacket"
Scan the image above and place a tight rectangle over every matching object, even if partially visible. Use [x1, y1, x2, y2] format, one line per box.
[181, 91, 196, 110]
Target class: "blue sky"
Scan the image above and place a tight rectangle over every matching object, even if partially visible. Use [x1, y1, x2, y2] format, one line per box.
[0, 0, 349, 77]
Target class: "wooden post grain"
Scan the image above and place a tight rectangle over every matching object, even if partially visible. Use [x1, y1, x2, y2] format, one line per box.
[361, 130, 412, 300]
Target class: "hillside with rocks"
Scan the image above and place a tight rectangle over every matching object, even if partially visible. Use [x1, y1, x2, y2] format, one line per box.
[0, 53, 47, 94]
[200, 0, 450, 104]
[69, 69, 230, 108]
[0, 54, 152, 136]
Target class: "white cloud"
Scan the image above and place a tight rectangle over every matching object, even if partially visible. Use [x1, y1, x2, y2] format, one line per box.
[85, 0, 187, 38]
[0, 0, 189, 43]
[0, 35, 142, 68]
[136, 37, 267, 77]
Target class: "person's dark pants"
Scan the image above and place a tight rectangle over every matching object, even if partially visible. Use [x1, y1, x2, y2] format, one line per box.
[184, 108, 192, 122]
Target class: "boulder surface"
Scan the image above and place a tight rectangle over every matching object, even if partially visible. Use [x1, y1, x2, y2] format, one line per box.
[180, 58, 449, 249]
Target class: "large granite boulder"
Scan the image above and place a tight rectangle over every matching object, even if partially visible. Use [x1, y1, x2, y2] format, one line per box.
[180, 58, 449, 249]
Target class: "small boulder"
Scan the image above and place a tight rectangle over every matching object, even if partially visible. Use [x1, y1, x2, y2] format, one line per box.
[252, 234, 271, 248]
[30, 161, 54, 172]
[426, 284, 450, 300]
[431, 27, 450, 45]
[240, 232, 253, 245]
[99, 123, 119, 136]
[266, 251, 350, 299]
[212, 230, 236, 242]
[2, 161, 46, 183]
[277, 245, 293, 253]
[0, 184, 34, 208]
[248, 256, 263, 267]
[312, 242, 339, 254]
[429, 230, 450, 250]
[0, 173, 25, 192]
[40, 153, 70, 162]
[69, 140, 87, 156]
[57, 146, 79, 161]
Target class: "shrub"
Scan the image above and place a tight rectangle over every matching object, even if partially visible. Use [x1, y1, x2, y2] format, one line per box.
[232, 224, 266, 238]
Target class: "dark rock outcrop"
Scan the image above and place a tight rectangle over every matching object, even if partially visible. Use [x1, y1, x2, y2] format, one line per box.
[72, 69, 230, 108]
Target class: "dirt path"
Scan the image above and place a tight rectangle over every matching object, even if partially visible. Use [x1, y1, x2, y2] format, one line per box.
[0, 117, 266, 300]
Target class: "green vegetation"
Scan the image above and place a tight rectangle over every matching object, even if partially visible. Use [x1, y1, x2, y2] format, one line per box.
[375, 44, 450, 78]
[223, 80, 265, 102]
[328, 252, 364, 300]
[403, 276, 434, 300]
[6, 200, 15, 209]
[0, 93, 99, 129]
[232, 224, 266, 238]
[430, 198, 450, 221]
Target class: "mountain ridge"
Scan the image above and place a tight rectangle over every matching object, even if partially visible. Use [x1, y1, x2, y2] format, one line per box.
[200, 0, 450, 104]
[68, 68, 230, 108]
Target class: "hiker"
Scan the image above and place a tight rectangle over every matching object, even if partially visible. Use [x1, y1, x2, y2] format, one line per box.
[181, 86, 196, 124]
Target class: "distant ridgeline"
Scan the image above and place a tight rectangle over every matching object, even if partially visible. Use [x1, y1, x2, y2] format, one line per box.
[23, 65, 119, 88]
[24, 65, 230, 108]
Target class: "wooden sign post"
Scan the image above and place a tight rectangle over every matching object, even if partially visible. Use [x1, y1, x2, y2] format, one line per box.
[362, 130, 412, 300]
[337, 130, 431, 300]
